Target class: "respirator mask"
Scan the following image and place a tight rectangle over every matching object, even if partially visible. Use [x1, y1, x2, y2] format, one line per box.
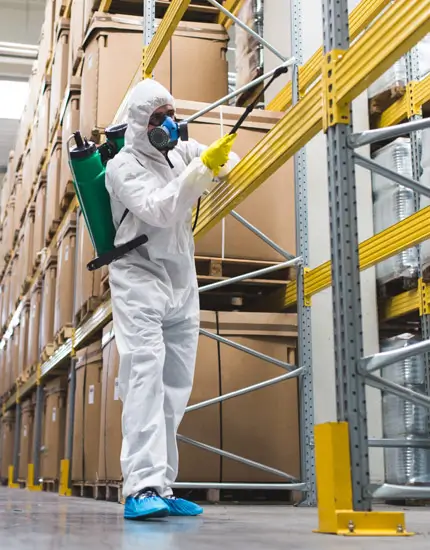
[148, 114, 189, 151]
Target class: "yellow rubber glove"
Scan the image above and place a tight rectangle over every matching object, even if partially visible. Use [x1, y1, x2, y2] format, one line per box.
[200, 133, 237, 176]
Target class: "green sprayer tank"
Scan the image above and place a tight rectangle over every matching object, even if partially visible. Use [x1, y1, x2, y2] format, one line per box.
[68, 123, 147, 271]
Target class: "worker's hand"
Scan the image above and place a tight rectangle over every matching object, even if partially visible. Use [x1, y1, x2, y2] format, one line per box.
[200, 133, 237, 176]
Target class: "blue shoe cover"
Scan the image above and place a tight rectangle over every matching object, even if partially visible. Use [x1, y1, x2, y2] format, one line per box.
[124, 489, 169, 520]
[163, 496, 203, 516]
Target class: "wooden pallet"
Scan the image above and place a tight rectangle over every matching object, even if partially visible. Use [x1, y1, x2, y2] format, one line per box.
[100, 274, 110, 301]
[378, 274, 418, 299]
[20, 276, 32, 296]
[106, 482, 123, 503]
[45, 219, 61, 246]
[173, 487, 295, 504]
[42, 479, 59, 493]
[72, 482, 108, 500]
[59, 182, 75, 215]
[369, 85, 406, 115]
[422, 265, 430, 284]
[54, 325, 74, 349]
[36, 149, 48, 176]
[75, 296, 102, 327]
[41, 343, 55, 363]
[195, 256, 293, 281]
[16, 363, 36, 386]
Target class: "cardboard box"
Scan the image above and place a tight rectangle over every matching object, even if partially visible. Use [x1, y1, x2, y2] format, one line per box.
[34, 178, 47, 262]
[27, 281, 42, 368]
[174, 100, 296, 261]
[9, 257, 18, 316]
[155, 20, 229, 103]
[40, 254, 58, 352]
[53, 212, 76, 336]
[0, 345, 5, 397]
[41, 376, 68, 480]
[55, 0, 68, 21]
[5, 337, 12, 393]
[218, 312, 300, 482]
[45, 137, 62, 243]
[98, 322, 122, 481]
[69, 0, 86, 75]
[18, 301, 30, 376]
[21, 148, 34, 216]
[60, 82, 80, 202]
[18, 398, 35, 480]
[49, 20, 70, 134]
[11, 326, 20, 385]
[178, 311, 221, 482]
[0, 411, 15, 479]
[79, 16, 143, 140]
[1, 151, 15, 222]
[2, 199, 16, 257]
[21, 206, 35, 284]
[1, 270, 10, 329]
[74, 211, 101, 319]
[33, 80, 51, 174]
[110, 18, 230, 126]
[37, 1, 55, 75]
[72, 341, 102, 482]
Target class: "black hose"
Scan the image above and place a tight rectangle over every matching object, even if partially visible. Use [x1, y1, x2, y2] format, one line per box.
[192, 65, 289, 233]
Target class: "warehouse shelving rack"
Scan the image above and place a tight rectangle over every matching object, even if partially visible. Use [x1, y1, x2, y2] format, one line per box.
[2, 0, 430, 536]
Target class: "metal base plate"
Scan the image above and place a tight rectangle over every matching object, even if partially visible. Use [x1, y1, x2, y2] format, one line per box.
[315, 510, 413, 536]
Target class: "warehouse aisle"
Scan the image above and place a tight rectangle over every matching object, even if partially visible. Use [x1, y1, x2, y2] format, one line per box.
[0, 488, 429, 549]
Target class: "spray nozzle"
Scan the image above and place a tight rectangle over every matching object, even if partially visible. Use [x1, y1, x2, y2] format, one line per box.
[74, 131, 84, 148]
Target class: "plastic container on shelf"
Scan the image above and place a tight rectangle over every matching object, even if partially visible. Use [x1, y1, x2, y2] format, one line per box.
[372, 138, 418, 286]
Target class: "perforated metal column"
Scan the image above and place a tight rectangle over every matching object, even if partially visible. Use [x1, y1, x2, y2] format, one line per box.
[291, 0, 316, 506]
[322, 0, 371, 511]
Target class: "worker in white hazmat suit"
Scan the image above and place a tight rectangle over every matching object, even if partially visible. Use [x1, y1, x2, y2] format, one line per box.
[105, 79, 239, 520]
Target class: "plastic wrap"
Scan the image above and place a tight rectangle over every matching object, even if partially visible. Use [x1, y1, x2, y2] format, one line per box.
[381, 335, 430, 485]
[372, 138, 417, 284]
[419, 128, 430, 274]
[234, 0, 263, 106]
[419, 34, 430, 78]
[368, 58, 406, 99]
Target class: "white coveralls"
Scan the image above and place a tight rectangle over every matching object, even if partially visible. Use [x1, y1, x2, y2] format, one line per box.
[106, 79, 238, 498]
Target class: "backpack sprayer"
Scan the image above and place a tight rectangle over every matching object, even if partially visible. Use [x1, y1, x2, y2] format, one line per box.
[68, 58, 294, 271]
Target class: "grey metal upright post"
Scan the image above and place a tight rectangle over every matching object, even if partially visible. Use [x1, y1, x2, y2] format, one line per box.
[144, 0, 156, 48]
[65, 209, 80, 483]
[322, 0, 371, 511]
[32, 383, 44, 484]
[406, 49, 430, 395]
[291, 0, 316, 506]
[12, 402, 21, 483]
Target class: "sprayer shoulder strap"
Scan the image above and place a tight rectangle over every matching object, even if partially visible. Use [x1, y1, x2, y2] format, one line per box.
[119, 208, 129, 227]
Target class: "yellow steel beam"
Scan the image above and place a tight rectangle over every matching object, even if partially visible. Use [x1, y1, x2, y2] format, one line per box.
[267, 0, 392, 111]
[378, 94, 408, 128]
[99, 0, 113, 12]
[314, 422, 410, 536]
[194, 80, 323, 237]
[336, 0, 430, 104]
[380, 289, 420, 322]
[197, 1, 430, 238]
[415, 72, 430, 110]
[218, 0, 245, 28]
[282, 206, 430, 309]
[143, 0, 190, 78]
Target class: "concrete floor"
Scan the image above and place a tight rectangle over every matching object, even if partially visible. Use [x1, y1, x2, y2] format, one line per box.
[1, 488, 430, 549]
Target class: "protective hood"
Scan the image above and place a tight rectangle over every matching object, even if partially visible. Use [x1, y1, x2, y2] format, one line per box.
[124, 79, 175, 163]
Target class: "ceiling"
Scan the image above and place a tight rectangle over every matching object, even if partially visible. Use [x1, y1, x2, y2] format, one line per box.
[0, 0, 45, 175]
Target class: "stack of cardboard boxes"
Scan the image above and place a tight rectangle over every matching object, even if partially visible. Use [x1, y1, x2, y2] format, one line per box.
[0, 0, 300, 491]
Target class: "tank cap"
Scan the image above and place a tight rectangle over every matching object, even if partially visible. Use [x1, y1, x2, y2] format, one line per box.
[70, 132, 97, 159]
[105, 123, 127, 140]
